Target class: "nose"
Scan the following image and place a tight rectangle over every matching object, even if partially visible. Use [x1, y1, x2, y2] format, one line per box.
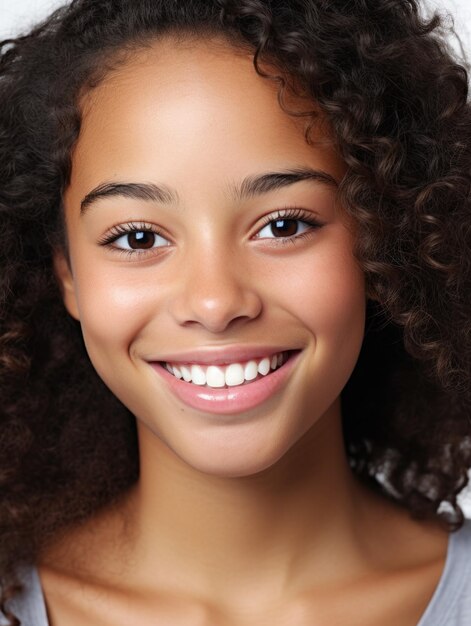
[168, 243, 263, 333]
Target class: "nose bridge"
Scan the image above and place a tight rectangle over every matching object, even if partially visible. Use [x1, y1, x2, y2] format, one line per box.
[170, 235, 262, 332]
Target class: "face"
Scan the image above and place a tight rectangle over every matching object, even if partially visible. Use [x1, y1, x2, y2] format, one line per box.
[56, 37, 366, 477]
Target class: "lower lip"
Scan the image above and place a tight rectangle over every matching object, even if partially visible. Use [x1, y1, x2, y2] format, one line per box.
[149, 351, 301, 415]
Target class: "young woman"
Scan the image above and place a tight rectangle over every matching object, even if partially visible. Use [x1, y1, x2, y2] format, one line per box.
[1, 0, 470, 624]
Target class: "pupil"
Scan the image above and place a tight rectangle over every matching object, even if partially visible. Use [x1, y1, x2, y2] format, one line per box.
[128, 231, 154, 249]
[272, 219, 297, 237]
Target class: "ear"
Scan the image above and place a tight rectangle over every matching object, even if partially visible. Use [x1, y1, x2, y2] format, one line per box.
[52, 249, 80, 321]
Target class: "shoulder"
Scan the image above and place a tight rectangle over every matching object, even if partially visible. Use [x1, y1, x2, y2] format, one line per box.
[418, 518, 471, 626]
[446, 519, 471, 622]
[0, 564, 48, 626]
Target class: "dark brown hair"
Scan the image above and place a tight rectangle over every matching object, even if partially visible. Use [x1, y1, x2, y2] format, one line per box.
[1, 0, 470, 622]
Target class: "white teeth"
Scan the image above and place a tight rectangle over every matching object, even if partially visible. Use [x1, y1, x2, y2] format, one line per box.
[225, 363, 245, 387]
[164, 351, 289, 387]
[257, 357, 271, 376]
[180, 365, 192, 382]
[172, 365, 183, 379]
[191, 364, 206, 385]
[244, 360, 258, 381]
[206, 365, 226, 388]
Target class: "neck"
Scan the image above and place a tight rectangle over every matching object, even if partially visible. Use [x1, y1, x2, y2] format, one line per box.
[122, 399, 375, 607]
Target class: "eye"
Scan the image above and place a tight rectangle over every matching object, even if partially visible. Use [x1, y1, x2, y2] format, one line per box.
[113, 230, 170, 250]
[254, 208, 324, 242]
[98, 221, 172, 254]
[256, 218, 313, 239]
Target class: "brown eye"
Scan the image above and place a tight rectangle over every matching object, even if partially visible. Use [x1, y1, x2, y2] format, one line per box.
[127, 231, 156, 249]
[269, 219, 299, 237]
[256, 217, 314, 240]
[109, 228, 171, 252]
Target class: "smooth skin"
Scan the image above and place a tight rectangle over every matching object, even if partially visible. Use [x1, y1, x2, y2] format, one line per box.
[46, 37, 448, 626]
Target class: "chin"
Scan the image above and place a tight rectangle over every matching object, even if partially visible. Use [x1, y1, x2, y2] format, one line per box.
[169, 423, 299, 479]
[182, 454, 284, 479]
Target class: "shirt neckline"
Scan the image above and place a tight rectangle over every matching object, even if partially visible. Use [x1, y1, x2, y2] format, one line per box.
[415, 518, 470, 626]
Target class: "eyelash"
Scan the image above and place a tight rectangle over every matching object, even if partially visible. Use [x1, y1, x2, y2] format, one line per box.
[98, 221, 166, 257]
[98, 208, 324, 258]
[256, 208, 324, 246]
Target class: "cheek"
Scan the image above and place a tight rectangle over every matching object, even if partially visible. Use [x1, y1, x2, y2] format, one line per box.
[309, 251, 365, 347]
[72, 260, 161, 376]
[271, 230, 366, 393]
[275, 233, 365, 338]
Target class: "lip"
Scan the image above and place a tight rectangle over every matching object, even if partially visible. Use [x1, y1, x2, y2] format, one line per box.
[150, 345, 296, 366]
[149, 350, 302, 415]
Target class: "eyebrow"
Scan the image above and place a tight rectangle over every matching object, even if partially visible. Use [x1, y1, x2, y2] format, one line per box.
[80, 182, 177, 214]
[79, 167, 339, 215]
[231, 167, 338, 201]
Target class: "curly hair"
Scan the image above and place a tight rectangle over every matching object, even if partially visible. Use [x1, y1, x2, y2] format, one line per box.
[1, 0, 470, 621]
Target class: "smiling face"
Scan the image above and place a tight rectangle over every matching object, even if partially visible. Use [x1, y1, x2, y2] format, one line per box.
[55, 37, 366, 477]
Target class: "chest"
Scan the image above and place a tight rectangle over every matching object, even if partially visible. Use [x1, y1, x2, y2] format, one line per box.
[39, 562, 442, 626]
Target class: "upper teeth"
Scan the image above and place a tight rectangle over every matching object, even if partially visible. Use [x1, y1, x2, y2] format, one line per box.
[164, 352, 287, 388]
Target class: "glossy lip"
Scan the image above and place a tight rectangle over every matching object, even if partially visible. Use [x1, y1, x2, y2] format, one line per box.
[150, 350, 302, 416]
[147, 345, 294, 367]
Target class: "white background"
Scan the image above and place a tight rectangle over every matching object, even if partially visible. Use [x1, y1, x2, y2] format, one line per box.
[1, 0, 471, 516]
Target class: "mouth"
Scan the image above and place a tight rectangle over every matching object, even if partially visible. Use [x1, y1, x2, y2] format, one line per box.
[150, 350, 301, 416]
[158, 350, 296, 389]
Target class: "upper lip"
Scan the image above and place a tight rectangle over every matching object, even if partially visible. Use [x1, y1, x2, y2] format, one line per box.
[150, 345, 299, 366]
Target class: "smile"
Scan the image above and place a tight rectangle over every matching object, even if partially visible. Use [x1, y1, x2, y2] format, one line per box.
[151, 350, 301, 416]
[161, 351, 289, 389]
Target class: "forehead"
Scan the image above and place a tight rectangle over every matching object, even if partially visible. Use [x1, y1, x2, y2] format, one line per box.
[69, 37, 346, 197]
[80, 36, 305, 121]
